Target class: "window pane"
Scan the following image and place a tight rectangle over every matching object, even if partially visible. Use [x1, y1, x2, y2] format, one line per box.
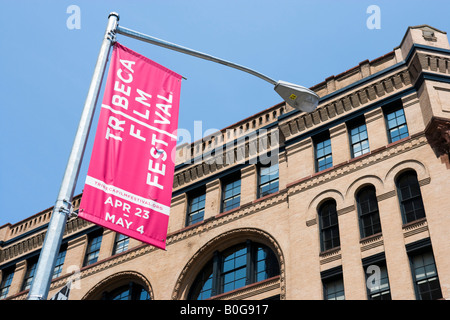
[259, 164, 279, 197]
[187, 192, 206, 226]
[0, 269, 14, 299]
[386, 108, 409, 142]
[223, 178, 241, 212]
[357, 187, 381, 237]
[315, 136, 333, 172]
[397, 172, 426, 223]
[53, 249, 67, 279]
[412, 251, 442, 300]
[324, 278, 345, 300]
[84, 232, 103, 266]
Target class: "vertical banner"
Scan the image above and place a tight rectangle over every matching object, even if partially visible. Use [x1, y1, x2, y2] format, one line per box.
[79, 43, 182, 250]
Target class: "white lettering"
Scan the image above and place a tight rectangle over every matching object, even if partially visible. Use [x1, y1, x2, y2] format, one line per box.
[130, 124, 146, 142]
[150, 147, 167, 161]
[135, 88, 152, 107]
[148, 159, 166, 175]
[113, 81, 131, 96]
[155, 103, 172, 117]
[120, 59, 135, 73]
[105, 197, 114, 206]
[157, 93, 173, 103]
[105, 212, 115, 223]
[154, 111, 170, 125]
[105, 116, 125, 141]
[133, 109, 150, 120]
[151, 134, 169, 147]
[146, 173, 163, 190]
[112, 95, 128, 109]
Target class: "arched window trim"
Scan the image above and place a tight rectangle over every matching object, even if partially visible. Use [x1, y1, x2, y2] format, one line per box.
[188, 240, 280, 300]
[101, 281, 150, 300]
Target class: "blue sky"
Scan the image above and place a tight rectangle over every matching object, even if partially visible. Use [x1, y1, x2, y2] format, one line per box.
[1, 0, 450, 226]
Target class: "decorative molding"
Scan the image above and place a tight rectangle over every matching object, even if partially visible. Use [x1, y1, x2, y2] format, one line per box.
[360, 234, 384, 252]
[306, 218, 317, 227]
[418, 177, 431, 186]
[337, 205, 355, 216]
[212, 276, 280, 300]
[81, 270, 154, 300]
[288, 134, 428, 198]
[0, 217, 92, 265]
[403, 218, 429, 238]
[171, 228, 286, 300]
[425, 117, 450, 157]
[319, 248, 342, 265]
[377, 190, 396, 202]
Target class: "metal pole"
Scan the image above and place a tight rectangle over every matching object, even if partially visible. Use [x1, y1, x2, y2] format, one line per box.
[116, 25, 278, 86]
[27, 12, 119, 300]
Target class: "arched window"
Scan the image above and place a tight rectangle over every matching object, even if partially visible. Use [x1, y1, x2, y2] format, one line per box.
[357, 186, 382, 238]
[102, 282, 150, 300]
[396, 171, 426, 224]
[188, 241, 280, 300]
[318, 200, 340, 251]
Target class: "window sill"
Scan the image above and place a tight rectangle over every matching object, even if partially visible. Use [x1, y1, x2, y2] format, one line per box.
[319, 246, 341, 257]
[207, 275, 281, 301]
[402, 217, 427, 229]
[360, 232, 383, 244]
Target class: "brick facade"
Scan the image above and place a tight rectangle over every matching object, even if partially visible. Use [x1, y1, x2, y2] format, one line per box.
[1, 25, 449, 300]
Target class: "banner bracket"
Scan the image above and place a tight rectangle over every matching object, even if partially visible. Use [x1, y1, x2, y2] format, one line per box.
[58, 199, 78, 219]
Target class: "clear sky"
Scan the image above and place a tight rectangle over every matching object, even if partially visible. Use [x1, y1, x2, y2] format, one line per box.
[1, 0, 450, 227]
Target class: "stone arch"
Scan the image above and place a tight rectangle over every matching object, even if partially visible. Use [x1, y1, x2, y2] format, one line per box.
[306, 189, 345, 223]
[384, 159, 429, 190]
[81, 270, 153, 300]
[345, 174, 384, 204]
[171, 228, 285, 300]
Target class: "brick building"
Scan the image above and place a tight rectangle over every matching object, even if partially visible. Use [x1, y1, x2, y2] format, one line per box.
[1, 24, 449, 300]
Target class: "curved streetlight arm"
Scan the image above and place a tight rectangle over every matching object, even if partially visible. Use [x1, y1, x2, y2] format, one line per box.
[116, 25, 278, 86]
[116, 25, 319, 112]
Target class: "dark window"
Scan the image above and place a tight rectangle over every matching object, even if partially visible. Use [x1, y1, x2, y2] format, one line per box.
[113, 233, 130, 255]
[323, 276, 345, 300]
[187, 190, 206, 226]
[357, 186, 382, 238]
[385, 106, 409, 143]
[84, 230, 103, 266]
[0, 267, 15, 299]
[102, 282, 151, 300]
[396, 171, 426, 224]
[314, 133, 333, 172]
[52, 246, 67, 279]
[259, 163, 279, 198]
[222, 176, 241, 212]
[21, 258, 38, 291]
[410, 251, 442, 300]
[188, 241, 280, 300]
[349, 120, 370, 158]
[318, 200, 340, 251]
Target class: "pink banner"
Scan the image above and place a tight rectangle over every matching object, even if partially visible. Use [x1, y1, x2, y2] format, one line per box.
[79, 43, 182, 250]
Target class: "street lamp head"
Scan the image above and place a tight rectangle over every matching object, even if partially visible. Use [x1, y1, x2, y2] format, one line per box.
[274, 80, 319, 113]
